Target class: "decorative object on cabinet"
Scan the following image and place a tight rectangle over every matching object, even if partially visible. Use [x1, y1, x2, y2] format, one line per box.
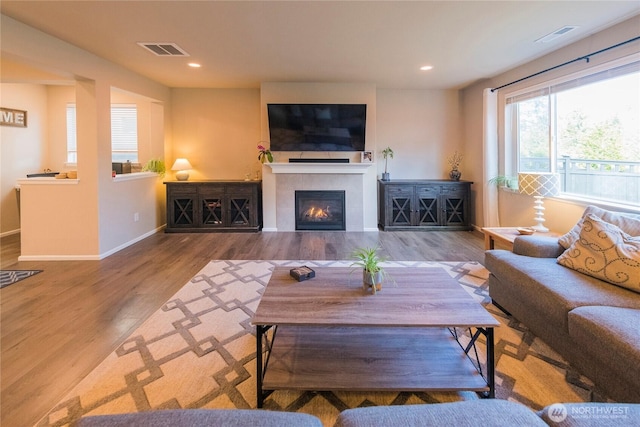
[518, 172, 560, 232]
[378, 179, 472, 231]
[447, 150, 463, 181]
[171, 158, 193, 181]
[381, 146, 393, 181]
[360, 151, 373, 163]
[257, 143, 273, 164]
[165, 181, 262, 232]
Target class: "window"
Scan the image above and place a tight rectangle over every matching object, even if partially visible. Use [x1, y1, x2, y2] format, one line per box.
[66, 104, 139, 163]
[506, 58, 640, 206]
[66, 104, 77, 163]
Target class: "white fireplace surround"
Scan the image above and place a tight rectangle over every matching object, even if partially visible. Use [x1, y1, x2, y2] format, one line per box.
[262, 162, 376, 232]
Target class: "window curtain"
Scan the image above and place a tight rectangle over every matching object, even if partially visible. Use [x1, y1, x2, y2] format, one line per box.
[483, 88, 500, 227]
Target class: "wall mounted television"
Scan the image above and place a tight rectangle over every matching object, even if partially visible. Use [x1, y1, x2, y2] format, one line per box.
[267, 104, 366, 152]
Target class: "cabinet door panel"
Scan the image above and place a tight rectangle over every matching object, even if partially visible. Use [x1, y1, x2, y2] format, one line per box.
[385, 185, 413, 225]
[442, 196, 467, 225]
[389, 196, 412, 225]
[229, 197, 252, 226]
[171, 197, 195, 226]
[416, 187, 439, 226]
[201, 197, 224, 226]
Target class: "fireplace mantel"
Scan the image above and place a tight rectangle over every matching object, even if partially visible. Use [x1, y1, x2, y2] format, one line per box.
[266, 162, 374, 174]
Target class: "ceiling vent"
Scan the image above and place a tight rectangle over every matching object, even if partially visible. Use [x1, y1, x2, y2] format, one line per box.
[137, 42, 190, 56]
[535, 26, 579, 43]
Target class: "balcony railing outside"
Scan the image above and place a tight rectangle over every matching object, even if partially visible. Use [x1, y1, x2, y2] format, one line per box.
[520, 156, 640, 204]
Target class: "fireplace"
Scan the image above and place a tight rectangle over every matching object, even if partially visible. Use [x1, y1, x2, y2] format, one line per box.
[295, 190, 346, 230]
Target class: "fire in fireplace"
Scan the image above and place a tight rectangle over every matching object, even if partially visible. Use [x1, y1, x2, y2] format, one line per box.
[295, 190, 346, 231]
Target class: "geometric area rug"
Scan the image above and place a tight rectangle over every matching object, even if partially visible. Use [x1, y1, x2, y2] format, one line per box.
[0, 269, 42, 289]
[36, 260, 597, 426]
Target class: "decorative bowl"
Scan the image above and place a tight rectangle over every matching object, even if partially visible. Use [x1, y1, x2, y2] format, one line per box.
[516, 227, 535, 235]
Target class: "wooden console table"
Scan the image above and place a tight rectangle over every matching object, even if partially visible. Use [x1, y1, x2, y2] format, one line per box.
[165, 180, 262, 232]
[482, 227, 561, 251]
[378, 180, 472, 231]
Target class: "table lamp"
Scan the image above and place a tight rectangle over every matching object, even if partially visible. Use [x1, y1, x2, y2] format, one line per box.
[172, 158, 193, 181]
[518, 172, 560, 232]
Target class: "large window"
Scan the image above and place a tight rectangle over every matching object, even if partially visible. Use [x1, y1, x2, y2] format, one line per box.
[506, 58, 640, 205]
[66, 104, 139, 163]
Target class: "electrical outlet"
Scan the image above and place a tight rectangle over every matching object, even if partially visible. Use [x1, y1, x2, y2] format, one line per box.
[134, 212, 139, 222]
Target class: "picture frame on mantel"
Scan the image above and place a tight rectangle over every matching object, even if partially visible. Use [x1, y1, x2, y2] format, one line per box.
[361, 151, 373, 163]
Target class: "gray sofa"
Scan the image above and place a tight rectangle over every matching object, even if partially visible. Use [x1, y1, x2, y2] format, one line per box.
[76, 400, 640, 426]
[485, 205, 640, 403]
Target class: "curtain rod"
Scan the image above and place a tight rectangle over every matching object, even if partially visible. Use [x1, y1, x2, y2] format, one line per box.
[491, 36, 640, 92]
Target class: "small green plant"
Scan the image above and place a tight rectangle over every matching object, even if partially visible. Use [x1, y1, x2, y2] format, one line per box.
[351, 246, 388, 294]
[488, 175, 518, 189]
[381, 147, 394, 174]
[143, 158, 166, 177]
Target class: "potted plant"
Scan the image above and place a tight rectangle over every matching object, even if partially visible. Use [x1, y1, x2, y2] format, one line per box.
[381, 147, 394, 181]
[142, 158, 166, 178]
[351, 246, 387, 294]
[488, 175, 518, 189]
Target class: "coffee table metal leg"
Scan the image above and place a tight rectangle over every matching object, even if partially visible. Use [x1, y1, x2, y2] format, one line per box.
[256, 325, 264, 408]
[451, 326, 496, 398]
[256, 325, 275, 408]
[486, 327, 495, 398]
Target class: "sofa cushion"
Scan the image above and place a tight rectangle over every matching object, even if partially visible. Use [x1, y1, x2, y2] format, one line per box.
[538, 402, 640, 426]
[557, 214, 640, 293]
[485, 251, 640, 331]
[334, 400, 547, 427]
[568, 306, 640, 394]
[77, 409, 323, 427]
[558, 205, 640, 250]
[513, 235, 565, 258]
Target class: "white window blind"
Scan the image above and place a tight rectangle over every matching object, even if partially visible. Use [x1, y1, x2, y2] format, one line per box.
[66, 104, 77, 163]
[66, 104, 138, 163]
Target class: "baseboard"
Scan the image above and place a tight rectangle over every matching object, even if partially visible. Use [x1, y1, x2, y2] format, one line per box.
[17, 226, 165, 261]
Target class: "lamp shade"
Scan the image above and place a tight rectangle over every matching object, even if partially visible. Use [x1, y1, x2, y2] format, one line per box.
[518, 173, 560, 197]
[171, 158, 193, 171]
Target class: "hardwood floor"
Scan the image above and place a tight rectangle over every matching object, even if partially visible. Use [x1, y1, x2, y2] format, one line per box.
[0, 229, 485, 427]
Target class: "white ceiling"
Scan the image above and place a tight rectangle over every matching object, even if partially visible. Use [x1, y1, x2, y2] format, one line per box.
[2, 1, 639, 90]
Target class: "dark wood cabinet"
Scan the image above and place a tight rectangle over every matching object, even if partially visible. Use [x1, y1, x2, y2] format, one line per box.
[165, 181, 262, 232]
[378, 180, 472, 231]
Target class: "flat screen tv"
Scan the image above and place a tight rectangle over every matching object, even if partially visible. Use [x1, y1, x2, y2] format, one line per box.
[267, 104, 366, 152]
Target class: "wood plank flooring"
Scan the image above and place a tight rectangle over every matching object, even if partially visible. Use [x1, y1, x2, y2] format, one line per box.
[0, 229, 485, 427]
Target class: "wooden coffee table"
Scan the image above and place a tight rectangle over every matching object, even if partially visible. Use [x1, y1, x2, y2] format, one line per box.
[252, 266, 499, 407]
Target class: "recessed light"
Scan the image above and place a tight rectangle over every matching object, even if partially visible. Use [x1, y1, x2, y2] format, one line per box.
[420, 65, 433, 71]
[188, 63, 201, 68]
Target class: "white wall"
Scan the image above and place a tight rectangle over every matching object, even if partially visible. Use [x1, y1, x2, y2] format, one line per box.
[376, 89, 462, 181]
[0, 84, 49, 235]
[461, 15, 640, 231]
[170, 88, 261, 181]
[2, 15, 171, 259]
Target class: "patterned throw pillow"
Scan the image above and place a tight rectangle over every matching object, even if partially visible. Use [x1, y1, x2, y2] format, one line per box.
[557, 214, 640, 293]
[558, 205, 640, 250]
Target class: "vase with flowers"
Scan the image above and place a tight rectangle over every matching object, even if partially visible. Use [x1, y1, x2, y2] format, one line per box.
[448, 150, 463, 181]
[257, 144, 273, 164]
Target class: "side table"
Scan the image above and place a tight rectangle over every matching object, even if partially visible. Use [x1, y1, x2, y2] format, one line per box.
[482, 227, 561, 251]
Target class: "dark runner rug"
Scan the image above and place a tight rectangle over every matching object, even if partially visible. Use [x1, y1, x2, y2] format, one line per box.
[0, 269, 42, 289]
